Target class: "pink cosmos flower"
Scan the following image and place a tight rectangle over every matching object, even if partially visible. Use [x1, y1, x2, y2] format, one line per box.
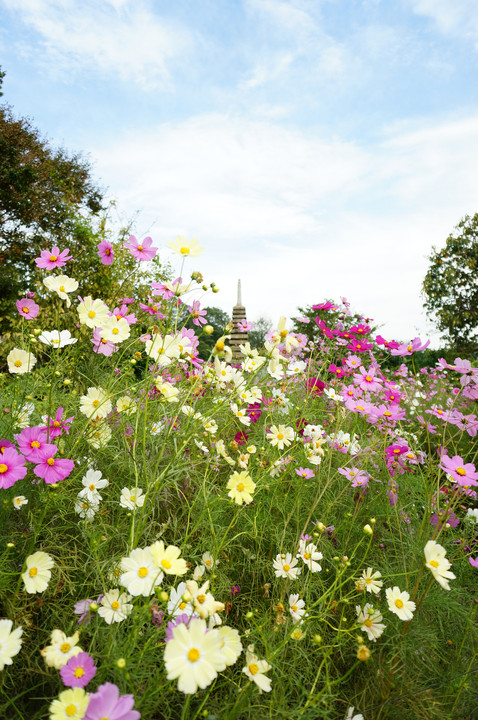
[15, 426, 50, 462]
[188, 301, 207, 327]
[295, 316, 310, 324]
[295, 467, 315, 479]
[84, 682, 140, 720]
[124, 235, 158, 261]
[439, 454, 478, 486]
[16, 298, 40, 319]
[391, 337, 430, 356]
[306, 377, 325, 396]
[33, 446, 75, 484]
[469, 557, 478, 569]
[60, 652, 97, 688]
[347, 337, 374, 353]
[353, 366, 383, 392]
[312, 302, 337, 311]
[164, 613, 196, 642]
[35, 246, 72, 270]
[0, 447, 28, 489]
[237, 319, 254, 332]
[0, 438, 15, 454]
[98, 240, 114, 265]
[42, 407, 74, 439]
[139, 298, 166, 317]
[91, 329, 119, 356]
[111, 305, 137, 325]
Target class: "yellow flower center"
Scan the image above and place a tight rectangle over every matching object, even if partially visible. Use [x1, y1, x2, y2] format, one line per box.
[49, 255, 58, 262]
[249, 662, 259, 675]
[74, 667, 85, 678]
[29, 567, 38, 577]
[88, 310, 96, 318]
[456, 467, 466, 476]
[92, 400, 99, 407]
[197, 594, 206, 604]
[61, 642, 71, 653]
[111, 601, 120, 610]
[236, 482, 245, 492]
[283, 564, 290, 572]
[365, 375, 372, 382]
[0, 464, 8, 473]
[138, 566, 148, 578]
[59, 286, 65, 292]
[291, 605, 298, 612]
[205, 560, 212, 566]
[304, 552, 311, 560]
[395, 598, 404, 609]
[31, 440, 41, 448]
[14, 360, 22, 367]
[65, 705, 77, 717]
[277, 433, 284, 440]
[161, 559, 172, 569]
[364, 618, 373, 627]
[89, 484, 95, 490]
[137, 245, 143, 251]
[47, 458, 55, 466]
[429, 560, 439, 568]
[179, 601, 186, 610]
[180, 247, 190, 255]
[130, 496, 135, 502]
[112, 328, 119, 335]
[188, 647, 200, 662]
[22, 306, 30, 313]
[53, 420, 61, 427]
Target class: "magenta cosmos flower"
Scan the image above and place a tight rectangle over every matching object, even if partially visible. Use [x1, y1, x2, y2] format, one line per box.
[439, 454, 478, 486]
[98, 240, 115, 265]
[295, 467, 315, 479]
[0, 447, 28, 489]
[16, 298, 40, 319]
[15, 426, 50, 462]
[91, 329, 119, 356]
[84, 682, 140, 720]
[41, 407, 74, 439]
[124, 235, 158, 262]
[60, 652, 97, 688]
[35, 246, 72, 270]
[33, 446, 74, 484]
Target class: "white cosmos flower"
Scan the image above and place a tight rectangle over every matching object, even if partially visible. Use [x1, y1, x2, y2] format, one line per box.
[120, 548, 163, 596]
[38, 329, 77, 348]
[424, 540, 456, 591]
[273, 553, 301, 580]
[356, 603, 386, 641]
[77, 297, 110, 328]
[289, 594, 306, 624]
[43, 275, 78, 307]
[0, 620, 23, 671]
[13, 495, 28, 510]
[81, 469, 109, 500]
[119, 487, 145, 510]
[98, 589, 133, 624]
[242, 649, 272, 693]
[41, 629, 82, 669]
[164, 618, 225, 695]
[7, 348, 37, 375]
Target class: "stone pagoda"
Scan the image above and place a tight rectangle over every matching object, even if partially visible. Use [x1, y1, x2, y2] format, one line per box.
[230, 280, 248, 362]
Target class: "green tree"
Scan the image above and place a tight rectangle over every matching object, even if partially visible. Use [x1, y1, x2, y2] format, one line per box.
[249, 316, 272, 349]
[422, 214, 478, 355]
[189, 306, 231, 360]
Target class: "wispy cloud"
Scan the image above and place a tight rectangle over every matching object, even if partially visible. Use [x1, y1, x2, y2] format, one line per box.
[408, 0, 478, 40]
[90, 110, 478, 342]
[1, 0, 192, 88]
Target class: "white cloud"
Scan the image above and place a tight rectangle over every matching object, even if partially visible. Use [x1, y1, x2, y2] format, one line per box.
[1, 0, 191, 88]
[90, 111, 478, 345]
[408, 0, 478, 39]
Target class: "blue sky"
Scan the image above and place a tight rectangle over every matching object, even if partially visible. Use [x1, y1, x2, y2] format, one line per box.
[2, 0, 478, 343]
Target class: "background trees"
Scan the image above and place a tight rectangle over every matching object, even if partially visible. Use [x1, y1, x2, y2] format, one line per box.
[422, 214, 478, 356]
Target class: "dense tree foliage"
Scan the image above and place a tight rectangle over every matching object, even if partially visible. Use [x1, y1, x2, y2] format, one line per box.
[422, 214, 478, 355]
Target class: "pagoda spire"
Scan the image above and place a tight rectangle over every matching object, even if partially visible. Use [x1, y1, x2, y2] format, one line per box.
[230, 279, 248, 362]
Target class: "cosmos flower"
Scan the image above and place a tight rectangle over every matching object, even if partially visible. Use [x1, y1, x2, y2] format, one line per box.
[35, 246, 72, 270]
[60, 651, 97, 688]
[124, 235, 158, 261]
[0, 447, 28, 489]
[16, 298, 39, 319]
[0, 619, 23, 671]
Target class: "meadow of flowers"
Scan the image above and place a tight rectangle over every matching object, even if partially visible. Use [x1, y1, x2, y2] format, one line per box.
[1, 236, 478, 720]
